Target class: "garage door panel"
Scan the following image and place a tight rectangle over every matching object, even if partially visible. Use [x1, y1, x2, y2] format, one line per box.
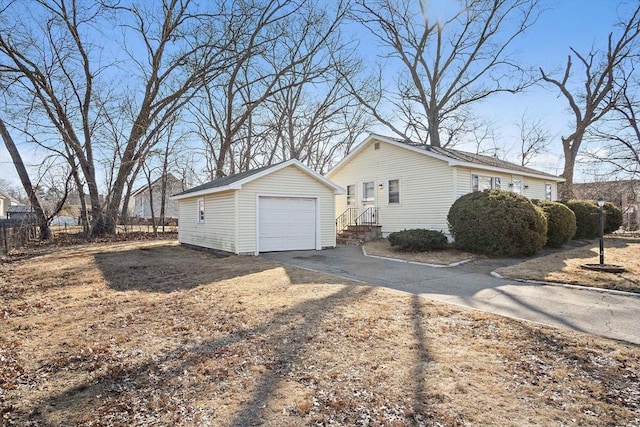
[259, 197, 316, 252]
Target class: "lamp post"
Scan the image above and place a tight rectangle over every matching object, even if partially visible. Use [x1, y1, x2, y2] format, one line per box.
[597, 197, 605, 265]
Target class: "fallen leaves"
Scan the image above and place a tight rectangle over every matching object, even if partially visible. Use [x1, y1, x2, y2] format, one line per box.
[0, 240, 638, 426]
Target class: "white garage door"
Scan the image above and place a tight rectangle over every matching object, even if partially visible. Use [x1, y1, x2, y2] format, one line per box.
[258, 197, 317, 252]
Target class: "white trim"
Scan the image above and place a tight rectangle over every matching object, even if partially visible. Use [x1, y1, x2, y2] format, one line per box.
[255, 194, 321, 255]
[360, 178, 377, 209]
[387, 178, 401, 205]
[327, 133, 564, 183]
[196, 197, 205, 223]
[172, 184, 241, 200]
[172, 159, 344, 200]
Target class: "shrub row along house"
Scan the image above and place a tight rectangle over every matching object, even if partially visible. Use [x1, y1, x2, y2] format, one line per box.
[174, 133, 564, 255]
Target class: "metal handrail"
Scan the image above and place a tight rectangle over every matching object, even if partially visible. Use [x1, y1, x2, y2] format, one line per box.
[336, 207, 358, 233]
[336, 207, 378, 234]
[353, 207, 378, 231]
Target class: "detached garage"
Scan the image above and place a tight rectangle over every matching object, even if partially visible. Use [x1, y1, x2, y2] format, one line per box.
[172, 159, 344, 255]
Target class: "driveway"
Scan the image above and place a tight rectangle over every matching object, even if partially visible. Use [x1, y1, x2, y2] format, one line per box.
[262, 245, 640, 345]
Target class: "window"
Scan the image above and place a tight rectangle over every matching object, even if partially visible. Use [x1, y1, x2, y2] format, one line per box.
[197, 198, 205, 223]
[545, 183, 552, 200]
[388, 179, 400, 204]
[346, 185, 356, 206]
[362, 181, 375, 202]
[472, 174, 501, 192]
[374, 142, 380, 150]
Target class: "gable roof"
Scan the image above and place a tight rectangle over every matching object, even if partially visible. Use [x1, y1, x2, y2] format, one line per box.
[0, 190, 20, 204]
[327, 133, 564, 182]
[6, 204, 32, 213]
[172, 159, 344, 200]
[131, 173, 183, 197]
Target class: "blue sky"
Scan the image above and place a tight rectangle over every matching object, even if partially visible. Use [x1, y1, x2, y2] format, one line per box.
[0, 0, 633, 189]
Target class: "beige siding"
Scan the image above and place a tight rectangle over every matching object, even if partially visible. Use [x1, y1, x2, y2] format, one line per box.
[178, 191, 236, 252]
[330, 138, 561, 237]
[329, 139, 455, 234]
[236, 165, 336, 254]
[456, 167, 558, 201]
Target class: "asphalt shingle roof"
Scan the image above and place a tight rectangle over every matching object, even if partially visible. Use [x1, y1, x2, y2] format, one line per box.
[393, 136, 560, 178]
[173, 163, 279, 197]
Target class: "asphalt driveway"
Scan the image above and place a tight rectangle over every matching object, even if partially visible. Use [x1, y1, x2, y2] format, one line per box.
[262, 245, 640, 345]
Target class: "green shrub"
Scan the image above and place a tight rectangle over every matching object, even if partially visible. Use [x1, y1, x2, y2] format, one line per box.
[387, 229, 448, 252]
[561, 200, 599, 239]
[447, 190, 547, 257]
[603, 201, 623, 234]
[533, 200, 577, 248]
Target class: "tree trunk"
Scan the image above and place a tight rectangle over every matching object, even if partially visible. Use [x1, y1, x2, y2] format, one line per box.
[0, 117, 51, 240]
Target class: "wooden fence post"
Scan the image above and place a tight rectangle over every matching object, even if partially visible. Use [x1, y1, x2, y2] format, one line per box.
[1, 224, 7, 255]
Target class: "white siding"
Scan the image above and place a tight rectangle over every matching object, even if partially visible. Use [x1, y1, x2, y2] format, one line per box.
[178, 191, 236, 252]
[237, 165, 336, 254]
[455, 167, 558, 201]
[329, 139, 455, 235]
[330, 138, 561, 237]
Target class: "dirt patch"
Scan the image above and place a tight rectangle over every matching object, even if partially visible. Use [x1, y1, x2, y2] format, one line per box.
[496, 237, 640, 293]
[1, 240, 638, 425]
[363, 239, 478, 265]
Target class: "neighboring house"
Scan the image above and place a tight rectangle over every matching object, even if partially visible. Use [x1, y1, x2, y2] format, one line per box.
[5, 205, 35, 221]
[131, 174, 185, 220]
[327, 133, 565, 238]
[573, 180, 639, 229]
[173, 159, 344, 255]
[0, 191, 19, 219]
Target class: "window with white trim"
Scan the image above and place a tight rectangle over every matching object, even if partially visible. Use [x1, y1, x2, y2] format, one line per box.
[388, 179, 400, 204]
[346, 185, 356, 206]
[545, 183, 552, 200]
[197, 198, 205, 223]
[471, 174, 501, 192]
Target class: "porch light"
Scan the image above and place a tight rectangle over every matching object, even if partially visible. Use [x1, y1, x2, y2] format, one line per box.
[378, 183, 384, 190]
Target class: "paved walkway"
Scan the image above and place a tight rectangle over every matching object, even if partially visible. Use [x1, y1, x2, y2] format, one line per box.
[262, 245, 640, 345]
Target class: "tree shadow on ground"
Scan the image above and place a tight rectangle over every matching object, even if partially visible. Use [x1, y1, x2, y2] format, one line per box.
[94, 244, 350, 293]
[18, 282, 379, 425]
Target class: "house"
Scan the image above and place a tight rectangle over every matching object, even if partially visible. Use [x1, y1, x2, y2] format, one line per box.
[573, 180, 639, 230]
[131, 174, 185, 220]
[172, 159, 344, 255]
[0, 190, 19, 219]
[327, 133, 565, 238]
[5, 205, 35, 221]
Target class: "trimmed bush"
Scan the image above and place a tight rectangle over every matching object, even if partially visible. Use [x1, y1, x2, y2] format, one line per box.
[603, 201, 623, 234]
[533, 200, 577, 248]
[447, 189, 547, 257]
[561, 200, 599, 239]
[387, 229, 448, 252]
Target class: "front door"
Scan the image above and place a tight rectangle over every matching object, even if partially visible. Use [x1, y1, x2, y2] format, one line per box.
[361, 180, 376, 224]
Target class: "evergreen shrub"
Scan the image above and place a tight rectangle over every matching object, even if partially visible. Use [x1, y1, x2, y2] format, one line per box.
[387, 229, 448, 252]
[533, 200, 577, 248]
[447, 189, 547, 257]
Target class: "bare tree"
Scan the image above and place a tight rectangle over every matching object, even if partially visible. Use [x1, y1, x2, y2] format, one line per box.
[0, 0, 224, 235]
[347, 0, 540, 147]
[0, 116, 71, 239]
[189, 0, 354, 178]
[540, 3, 640, 198]
[584, 73, 640, 178]
[515, 114, 552, 167]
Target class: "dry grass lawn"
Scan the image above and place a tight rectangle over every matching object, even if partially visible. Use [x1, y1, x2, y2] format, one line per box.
[1, 240, 639, 426]
[496, 237, 640, 293]
[363, 239, 478, 265]
[366, 237, 640, 294]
